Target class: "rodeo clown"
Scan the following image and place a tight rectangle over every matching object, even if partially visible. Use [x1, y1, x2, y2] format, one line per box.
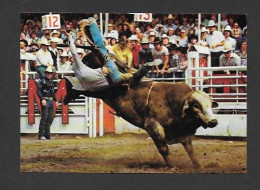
[36, 66, 59, 140]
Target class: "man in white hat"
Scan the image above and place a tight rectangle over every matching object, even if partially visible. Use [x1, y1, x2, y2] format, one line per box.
[161, 34, 170, 47]
[139, 37, 153, 67]
[104, 23, 119, 40]
[164, 14, 177, 32]
[36, 65, 59, 140]
[36, 38, 54, 78]
[219, 44, 241, 70]
[206, 20, 225, 67]
[49, 37, 60, 69]
[58, 51, 72, 71]
[128, 35, 141, 69]
[223, 25, 237, 50]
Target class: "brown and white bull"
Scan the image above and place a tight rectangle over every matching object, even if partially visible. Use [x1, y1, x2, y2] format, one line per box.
[64, 79, 218, 168]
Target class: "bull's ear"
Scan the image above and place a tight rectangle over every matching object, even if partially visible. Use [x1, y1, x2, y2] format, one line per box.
[182, 97, 191, 118]
[212, 101, 218, 108]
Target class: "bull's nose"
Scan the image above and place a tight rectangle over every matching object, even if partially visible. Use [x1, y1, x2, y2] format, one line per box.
[208, 119, 218, 128]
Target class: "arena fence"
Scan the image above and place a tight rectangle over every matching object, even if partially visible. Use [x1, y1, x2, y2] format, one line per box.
[20, 60, 247, 137]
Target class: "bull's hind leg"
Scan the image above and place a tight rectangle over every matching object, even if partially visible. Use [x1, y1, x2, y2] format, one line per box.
[144, 119, 172, 167]
[181, 140, 203, 169]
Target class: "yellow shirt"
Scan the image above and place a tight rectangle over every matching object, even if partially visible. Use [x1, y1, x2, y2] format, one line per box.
[112, 44, 133, 68]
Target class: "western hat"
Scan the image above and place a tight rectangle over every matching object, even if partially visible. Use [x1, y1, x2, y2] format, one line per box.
[60, 51, 69, 57]
[45, 66, 56, 73]
[223, 43, 233, 53]
[161, 34, 170, 40]
[208, 20, 216, 27]
[50, 37, 60, 43]
[39, 38, 50, 46]
[128, 35, 140, 42]
[149, 31, 156, 36]
[77, 48, 85, 54]
[20, 39, 28, 47]
[167, 14, 174, 20]
[153, 37, 161, 44]
[224, 25, 232, 32]
[140, 37, 150, 44]
[93, 14, 99, 20]
[108, 23, 113, 27]
[201, 27, 208, 33]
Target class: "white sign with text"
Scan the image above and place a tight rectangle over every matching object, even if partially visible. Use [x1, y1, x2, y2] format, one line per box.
[42, 14, 61, 29]
[134, 13, 152, 22]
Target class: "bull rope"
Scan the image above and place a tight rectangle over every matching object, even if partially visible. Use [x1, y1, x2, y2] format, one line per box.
[144, 81, 156, 126]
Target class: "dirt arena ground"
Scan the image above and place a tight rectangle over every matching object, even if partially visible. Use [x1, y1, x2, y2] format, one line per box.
[20, 133, 247, 173]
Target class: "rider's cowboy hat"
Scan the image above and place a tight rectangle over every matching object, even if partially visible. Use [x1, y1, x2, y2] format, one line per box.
[140, 37, 150, 44]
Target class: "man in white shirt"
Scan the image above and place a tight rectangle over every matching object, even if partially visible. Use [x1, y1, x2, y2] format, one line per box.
[219, 44, 241, 74]
[223, 25, 237, 50]
[152, 37, 169, 77]
[36, 38, 54, 78]
[206, 20, 225, 67]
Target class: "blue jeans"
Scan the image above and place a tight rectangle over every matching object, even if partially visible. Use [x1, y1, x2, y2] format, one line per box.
[89, 22, 127, 83]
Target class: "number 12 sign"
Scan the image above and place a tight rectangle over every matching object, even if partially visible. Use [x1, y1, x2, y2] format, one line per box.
[42, 14, 61, 29]
[134, 13, 152, 22]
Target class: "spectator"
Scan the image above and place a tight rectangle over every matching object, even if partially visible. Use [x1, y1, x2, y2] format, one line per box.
[167, 28, 178, 43]
[161, 34, 170, 48]
[232, 22, 242, 39]
[223, 25, 237, 50]
[206, 20, 225, 67]
[177, 29, 188, 47]
[219, 44, 241, 69]
[128, 35, 141, 69]
[76, 48, 85, 61]
[129, 23, 136, 35]
[135, 27, 144, 41]
[119, 23, 131, 38]
[228, 16, 235, 27]
[235, 40, 247, 66]
[21, 24, 30, 39]
[33, 16, 42, 28]
[58, 51, 72, 71]
[177, 47, 188, 71]
[164, 14, 177, 32]
[61, 24, 77, 41]
[188, 35, 198, 47]
[30, 30, 40, 45]
[236, 26, 247, 50]
[188, 27, 196, 37]
[220, 14, 228, 29]
[36, 66, 59, 140]
[188, 15, 195, 28]
[112, 36, 133, 69]
[148, 31, 157, 49]
[193, 18, 200, 36]
[75, 38, 84, 46]
[179, 16, 190, 33]
[152, 37, 169, 77]
[105, 23, 119, 40]
[198, 27, 209, 47]
[50, 30, 63, 44]
[49, 37, 60, 69]
[33, 25, 43, 38]
[139, 37, 154, 68]
[173, 16, 180, 29]
[154, 24, 165, 39]
[201, 14, 209, 27]
[166, 44, 180, 78]
[36, 38, 54, 78]
[110, 35, 117, 47]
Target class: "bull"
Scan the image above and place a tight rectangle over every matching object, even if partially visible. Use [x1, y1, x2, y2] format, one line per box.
[64, 79, 218, 169]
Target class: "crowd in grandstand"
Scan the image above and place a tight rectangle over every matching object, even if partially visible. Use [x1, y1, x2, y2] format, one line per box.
[20, 13, 247, 79]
